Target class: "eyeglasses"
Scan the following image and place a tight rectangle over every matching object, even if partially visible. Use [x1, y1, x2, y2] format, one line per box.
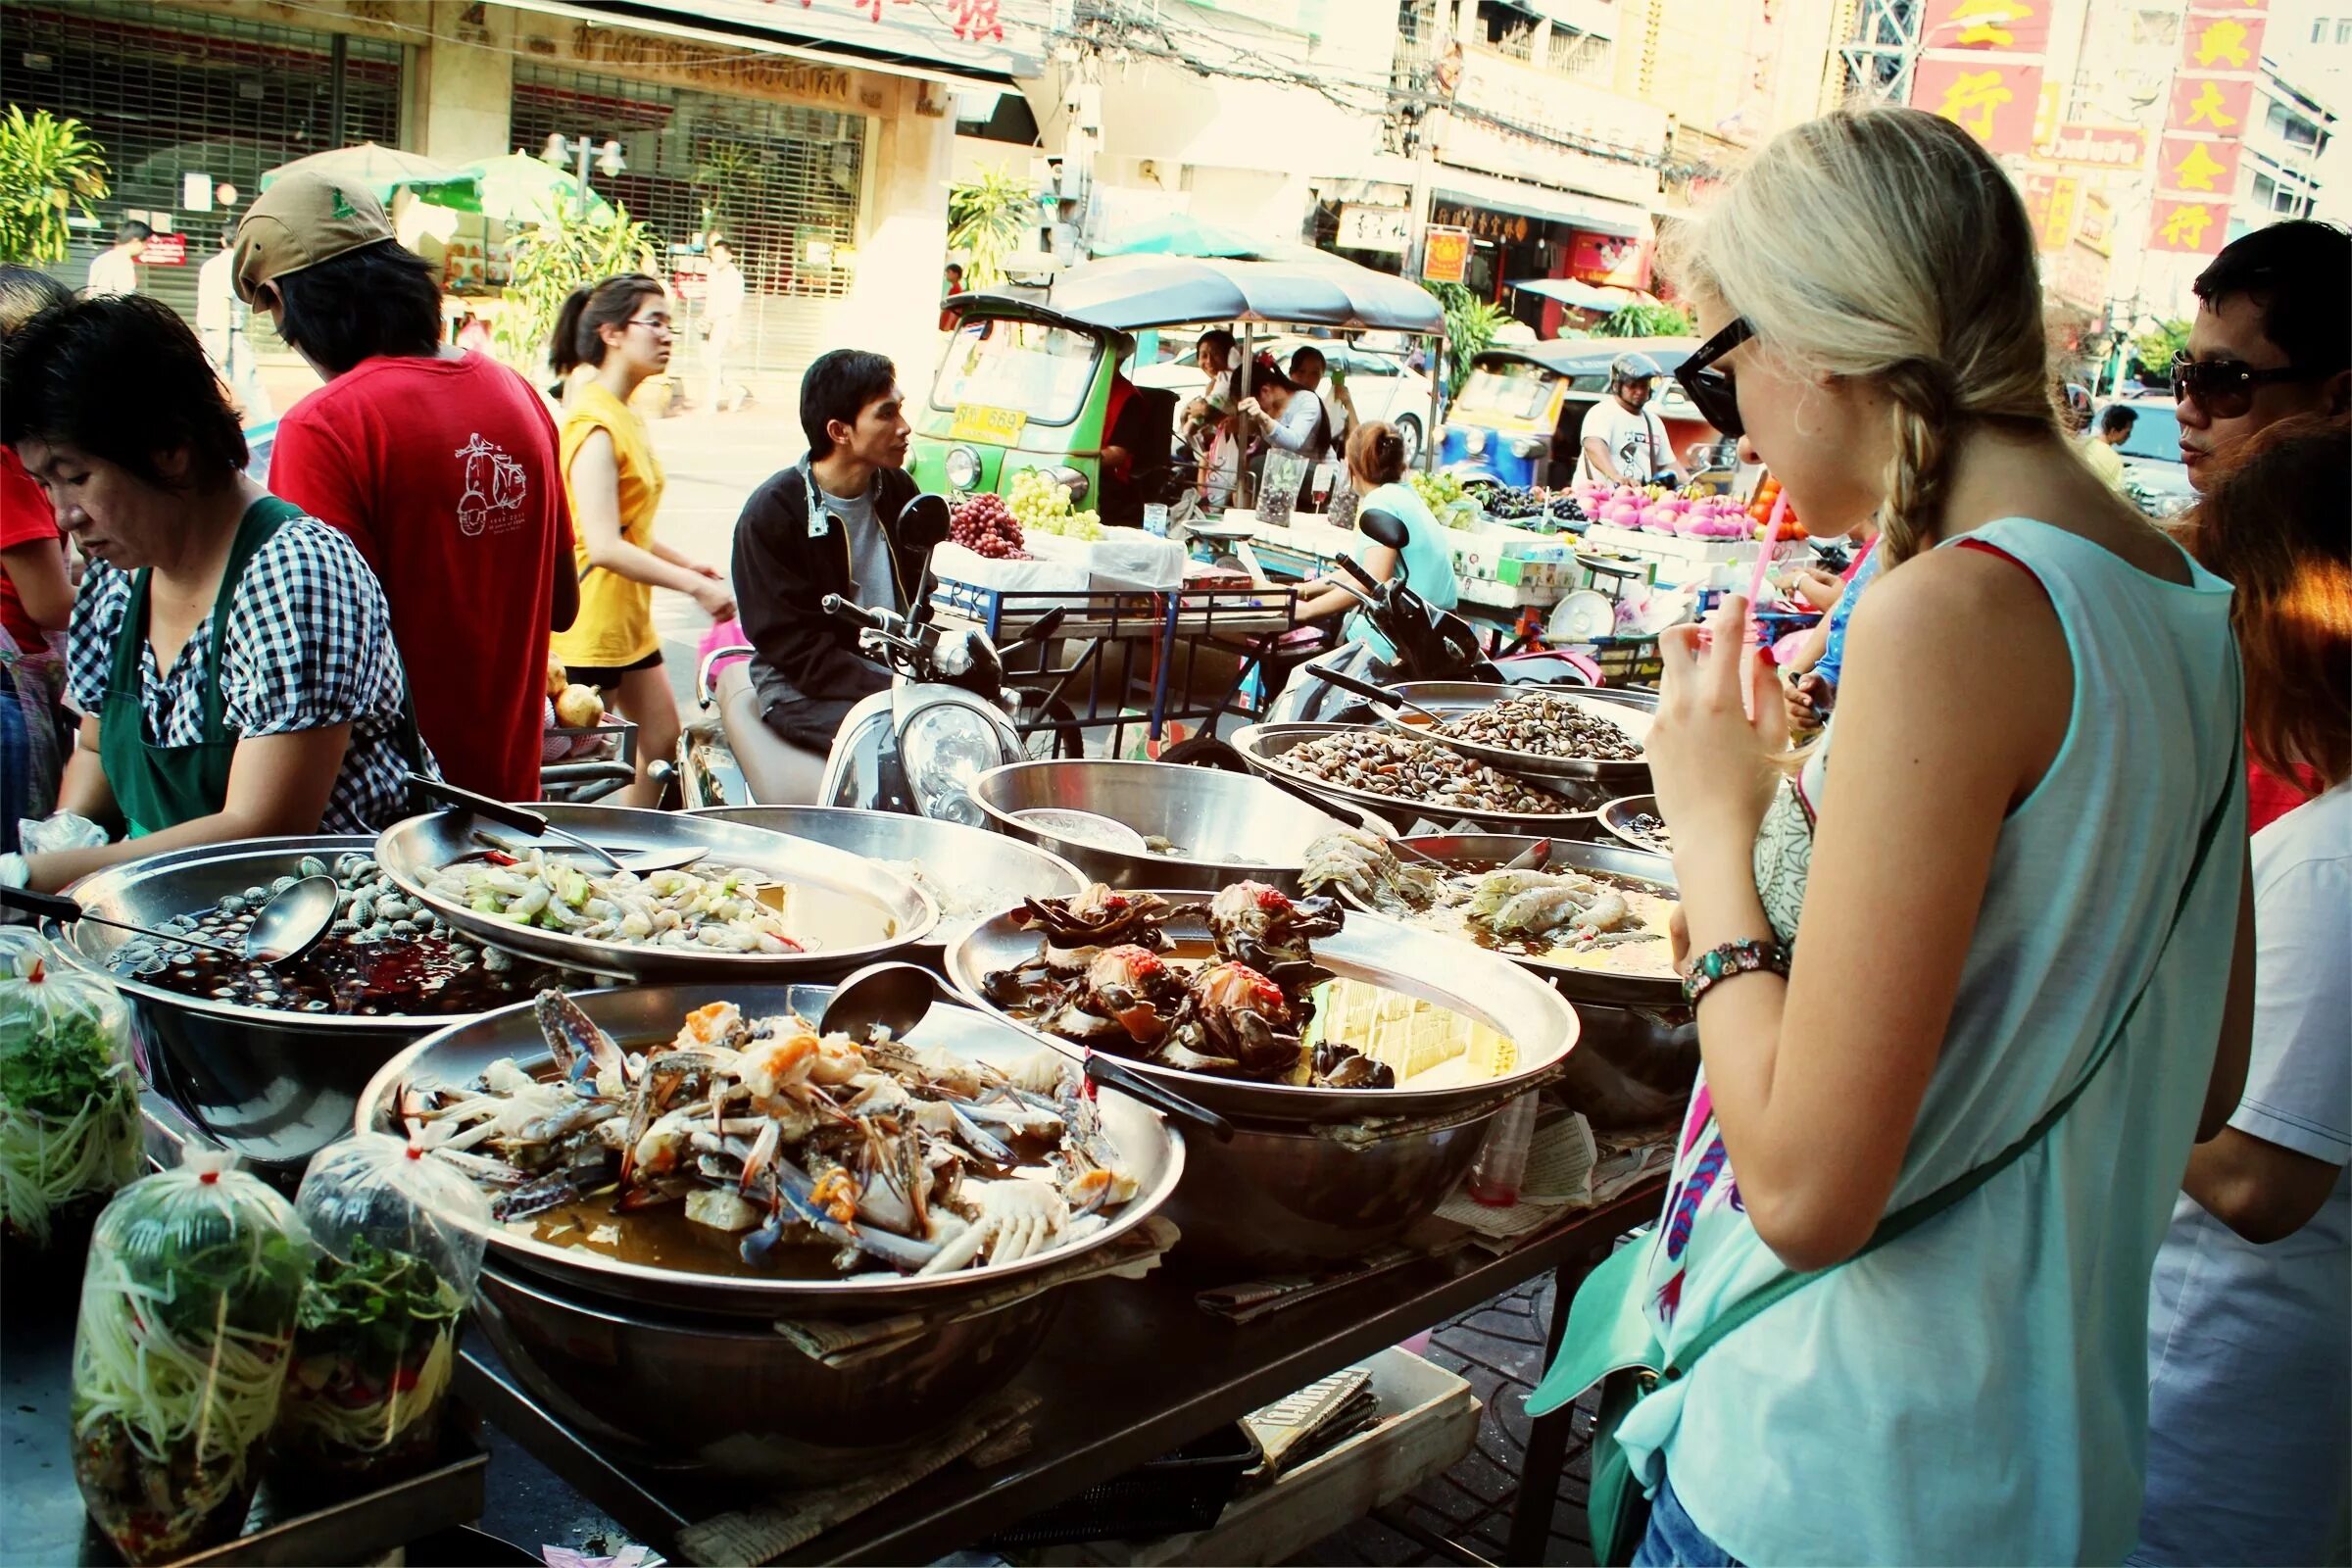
[1675, 318, 1754, 437]
[626, 317, 674, 338]
[2169, 353, 2313, 419]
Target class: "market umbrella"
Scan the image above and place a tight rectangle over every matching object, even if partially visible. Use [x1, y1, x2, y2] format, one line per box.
[258, 142, 477, 204]
[1091, 211, 1273, 260]
[1509, 276, 1654, 312]
[416, 152, 613, 223]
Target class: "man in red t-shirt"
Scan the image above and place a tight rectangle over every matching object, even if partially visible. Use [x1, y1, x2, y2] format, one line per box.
[0, 444, 70, 656]
[233, 172, 576, 801]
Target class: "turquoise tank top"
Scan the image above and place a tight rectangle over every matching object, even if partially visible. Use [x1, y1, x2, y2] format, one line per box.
[1615, 517, 2246, 1564]
[1345, 481, 1460, 664]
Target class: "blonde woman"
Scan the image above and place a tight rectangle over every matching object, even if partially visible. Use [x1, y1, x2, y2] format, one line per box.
[1539, 109, 2253, 1564]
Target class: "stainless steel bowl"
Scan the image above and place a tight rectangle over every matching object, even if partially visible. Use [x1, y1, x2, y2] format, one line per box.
[470, 1257, 1064, 1482]
[1597, 793, 1672, 857]
[374, 805, 937, 981]
[1392, 834, 1681, 1009]
[1229, 722, 1607, 836]
[943, 892, 1580, 1122]
[688, 805, 1087, 953]
[47, 836, 574, 1171]
[356, 983, 1186, 1316]
[970, 760, 1352, 893]
[1380, 682, 1651, 787]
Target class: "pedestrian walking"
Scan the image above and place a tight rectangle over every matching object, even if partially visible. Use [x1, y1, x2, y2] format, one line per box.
[2136, 414, 2351, 1568]
[82, 220, 147, 298]
[703, 239, 745, 414]
[548, 274, 732, 808]
[1531, 107, 2249, 1566]
[234, 170, 577, 804]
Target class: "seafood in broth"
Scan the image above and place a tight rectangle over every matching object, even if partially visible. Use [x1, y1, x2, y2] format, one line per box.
[401, 991, 1140, 1279]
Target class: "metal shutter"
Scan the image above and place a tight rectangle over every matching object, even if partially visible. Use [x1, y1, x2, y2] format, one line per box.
[0, 0, 403, 339]
[510, 63, 866, 384]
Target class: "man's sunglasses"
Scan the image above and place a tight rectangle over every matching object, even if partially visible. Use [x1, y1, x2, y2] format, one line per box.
[1675, 318, 1754, 437]
[2169, 353, 2316, 420]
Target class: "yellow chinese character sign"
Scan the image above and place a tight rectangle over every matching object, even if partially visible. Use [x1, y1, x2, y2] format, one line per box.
[2183, 14, 2265, 70]
[1912, 58, 2042, 153]
[2170, 73, 2253, 131]
[2149, 198, 2228, 256]
[1922, 0, 2053, 51]
[2163, 137, 2237, 193]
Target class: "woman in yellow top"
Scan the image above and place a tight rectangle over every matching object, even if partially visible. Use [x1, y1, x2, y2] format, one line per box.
[548, 273, 733, 807]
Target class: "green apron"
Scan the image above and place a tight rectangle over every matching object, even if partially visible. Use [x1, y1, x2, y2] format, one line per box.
[97, 497, 426, 838]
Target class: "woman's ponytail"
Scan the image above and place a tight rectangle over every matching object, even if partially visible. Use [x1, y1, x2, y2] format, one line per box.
[548, 285, 594, 376]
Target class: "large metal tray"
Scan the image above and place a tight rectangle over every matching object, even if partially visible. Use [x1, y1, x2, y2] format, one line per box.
[1230, 722, 1606, 836]
[1386, 834, 1681, 1008]
[374, 804, 936, 981]
[355, 983, 1186, 1316]
[1595, 793, 1671, 857]
[1377, 682, 1652, 787]
[686, 804, 1087, 952]
[942, 890, 1580, 1122]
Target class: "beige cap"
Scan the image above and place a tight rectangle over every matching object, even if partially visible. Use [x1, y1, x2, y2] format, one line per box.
[231, 171, 395, 303]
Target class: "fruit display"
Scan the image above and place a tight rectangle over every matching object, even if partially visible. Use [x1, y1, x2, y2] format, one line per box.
[1483, 487, 1586, 527]
[1007, 468, 1104, 542]
[1573, 480, 1759, 540]
[1746, 475, 1805, 539]
[950, 492, 1033, 560]
[1408, 470, 1467, 513]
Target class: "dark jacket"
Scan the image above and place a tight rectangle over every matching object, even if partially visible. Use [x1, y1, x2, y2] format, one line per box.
[730, 459, 935, 749]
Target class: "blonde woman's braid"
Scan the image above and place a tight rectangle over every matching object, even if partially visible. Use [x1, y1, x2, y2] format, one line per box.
[1880, 360, 1958, 565]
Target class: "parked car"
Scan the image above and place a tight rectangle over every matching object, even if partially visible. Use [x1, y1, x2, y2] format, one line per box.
[1131, 332, 1437, 466]
[2099, 398, 2195, 518]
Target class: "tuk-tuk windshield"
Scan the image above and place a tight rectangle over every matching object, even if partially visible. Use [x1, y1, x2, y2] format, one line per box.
[932, 318, 1103, 428]
[1455, 360, 1552, 421]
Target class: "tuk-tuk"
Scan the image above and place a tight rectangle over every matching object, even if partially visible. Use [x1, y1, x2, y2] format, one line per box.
[1438, 336, 1715, 490]
[912, 255, 1446, 524]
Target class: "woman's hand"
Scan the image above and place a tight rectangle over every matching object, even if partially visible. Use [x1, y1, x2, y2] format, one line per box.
[1647, 595, 1786, 853]
[691, 562, 723, 582]
[692, 579, 737, 622]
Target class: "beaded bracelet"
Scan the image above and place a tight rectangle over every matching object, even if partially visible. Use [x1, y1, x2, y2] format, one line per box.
[1681, 938, 1792, 1005]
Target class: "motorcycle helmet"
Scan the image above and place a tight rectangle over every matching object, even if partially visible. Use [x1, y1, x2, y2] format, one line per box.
[1609, 352, 1663, 394]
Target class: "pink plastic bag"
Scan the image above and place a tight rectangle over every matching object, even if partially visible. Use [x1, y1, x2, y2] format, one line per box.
[700, 618, 752, 684]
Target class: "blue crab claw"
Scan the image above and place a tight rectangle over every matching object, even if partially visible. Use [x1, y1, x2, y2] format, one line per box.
[535, 990, 628, 1084]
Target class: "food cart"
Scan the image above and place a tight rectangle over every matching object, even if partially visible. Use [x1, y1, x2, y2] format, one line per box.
[1438, 336, 1715, 491]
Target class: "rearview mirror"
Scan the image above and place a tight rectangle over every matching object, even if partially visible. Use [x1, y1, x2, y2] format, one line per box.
[901, 493, 953, 550]
[1358, 508, 1409, 553]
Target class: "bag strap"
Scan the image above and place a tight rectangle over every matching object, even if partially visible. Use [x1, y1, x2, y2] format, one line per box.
[1663, 744, 2241, 1380]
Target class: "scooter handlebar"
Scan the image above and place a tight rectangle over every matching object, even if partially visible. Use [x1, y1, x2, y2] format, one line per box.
[820, 594, 887, 631]
[1335, 554, 1382, 592]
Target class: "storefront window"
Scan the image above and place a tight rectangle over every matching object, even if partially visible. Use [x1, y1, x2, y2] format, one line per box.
[930, 318, 1102, 426]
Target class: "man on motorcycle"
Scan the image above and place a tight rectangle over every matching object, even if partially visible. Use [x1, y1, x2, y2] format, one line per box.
[730, 350, 937, 754]
[1574, 353, 1690, 488]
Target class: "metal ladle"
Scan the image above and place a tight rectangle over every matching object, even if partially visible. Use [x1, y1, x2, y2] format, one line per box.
[2, 874, 343, 964]
[818, 960, 939, 1043]
[405, 773, 709, 874]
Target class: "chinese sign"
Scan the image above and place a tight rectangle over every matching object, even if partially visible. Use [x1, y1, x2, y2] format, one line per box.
[1910, 0, 2049, 155]
[1422, 225, 1473, 285]
[610, 0, 1045, 76]
[2150, 0, 2266, 254]
[1920, 0, 2053, 53]
[1569, 231, 1652, 291]
[1912, 57, 2044, 153]
[1337, 204, 1411, 254]
[2023, 173, 2082, 252]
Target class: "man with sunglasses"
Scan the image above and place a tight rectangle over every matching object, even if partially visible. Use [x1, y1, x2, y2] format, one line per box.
[2176, 220, 2349, 490]
[1577, 353, 1690, 489]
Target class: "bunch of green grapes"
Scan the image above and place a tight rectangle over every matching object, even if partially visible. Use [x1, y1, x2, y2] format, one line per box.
[1007, 469, 1106, 541]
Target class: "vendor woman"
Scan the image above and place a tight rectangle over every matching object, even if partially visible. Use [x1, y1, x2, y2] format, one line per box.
[1290, 420, 1460, 664]
[0, 297, 418, 894]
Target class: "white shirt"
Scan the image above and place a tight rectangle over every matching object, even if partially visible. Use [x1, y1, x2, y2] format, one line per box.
[84, 247, 138, 298]
[706, 260, 745, 326]
[196, 247, 234, 333]
[1574, 395, 1671, 485]
[2136, 781, 2351, 1567]
[1265, 388, 1329, 457]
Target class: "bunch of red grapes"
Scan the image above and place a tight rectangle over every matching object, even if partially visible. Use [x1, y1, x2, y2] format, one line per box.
[950, 493, 1033, 560]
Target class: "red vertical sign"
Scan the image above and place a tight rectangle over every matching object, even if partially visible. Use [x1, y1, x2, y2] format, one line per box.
[2151, 1, 2267, 255]
[1909, 0, 2050, 155]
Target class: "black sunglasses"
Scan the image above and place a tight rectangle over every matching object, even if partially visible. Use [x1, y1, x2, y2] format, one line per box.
[1676, 318, 1754, 437]
[2169, 353, 2316, 420]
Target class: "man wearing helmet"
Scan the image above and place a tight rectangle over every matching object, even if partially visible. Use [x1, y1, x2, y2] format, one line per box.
[1576, 352, 1689, 488]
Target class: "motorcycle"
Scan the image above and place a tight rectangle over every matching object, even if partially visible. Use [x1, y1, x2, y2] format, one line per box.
[676, 496, 1071, 818]
[1262, 507, 1597, 726]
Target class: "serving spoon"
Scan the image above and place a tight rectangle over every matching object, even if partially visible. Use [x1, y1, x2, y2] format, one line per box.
[2, 874, 342, 965]
[405, 774, 709, 874]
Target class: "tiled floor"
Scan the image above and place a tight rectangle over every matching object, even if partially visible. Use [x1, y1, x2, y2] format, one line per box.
[1293, 1275, 1598, 1567]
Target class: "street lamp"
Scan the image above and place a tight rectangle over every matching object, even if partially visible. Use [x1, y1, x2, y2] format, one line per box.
[540, 132, 625, 220]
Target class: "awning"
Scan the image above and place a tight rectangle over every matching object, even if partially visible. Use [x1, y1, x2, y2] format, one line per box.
[963, 255, 1446, 335]
[1508, 276, 1652, 311]
[1433, 170, 1651, 238]
[495, 0, 1029, 92]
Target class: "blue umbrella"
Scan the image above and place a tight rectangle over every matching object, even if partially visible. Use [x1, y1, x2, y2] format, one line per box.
[1092, 211, 1273, 260]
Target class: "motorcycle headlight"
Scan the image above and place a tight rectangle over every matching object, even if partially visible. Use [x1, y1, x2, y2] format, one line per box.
[1049, 465, 1090, 504]
[1463, 428, 1489, 456]
[945, 446, 983, 491]
[901, 703, 998, 825]
[1510, 435, 1546, 458]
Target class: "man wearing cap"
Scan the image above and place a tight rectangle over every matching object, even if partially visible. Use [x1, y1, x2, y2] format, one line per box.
[1576, 353, 1689, 488]
[235, 171, 576, 803]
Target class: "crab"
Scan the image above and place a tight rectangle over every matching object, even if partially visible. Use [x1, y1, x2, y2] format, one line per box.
[984, 884, 1176, 1003]
[1153, 959, 1302, 1081]
[1032, 944, 1186, 1045]
[1184, 880, 1344, 985]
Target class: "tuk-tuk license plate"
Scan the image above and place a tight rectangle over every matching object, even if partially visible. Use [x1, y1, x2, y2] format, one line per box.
[950, 404, 1027, 444]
